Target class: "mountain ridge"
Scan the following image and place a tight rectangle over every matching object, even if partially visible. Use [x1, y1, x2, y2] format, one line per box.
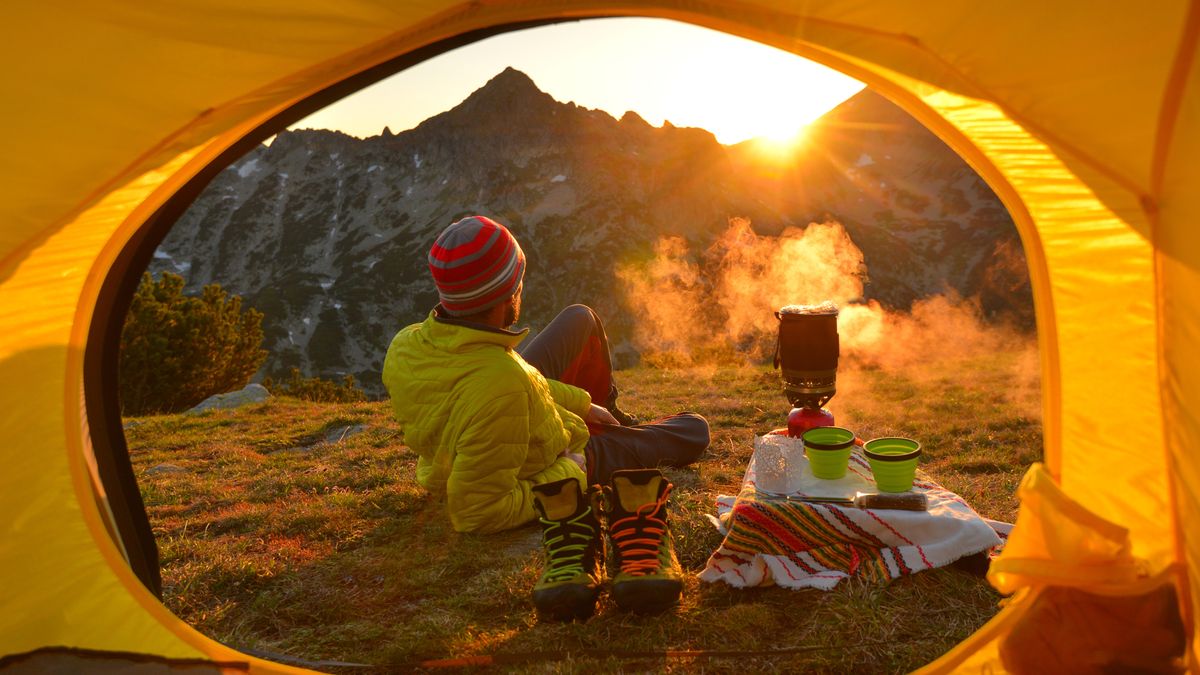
[153, 68, 1030, 394]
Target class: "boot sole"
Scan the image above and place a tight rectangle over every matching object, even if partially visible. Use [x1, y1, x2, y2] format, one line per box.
[533, 584, 600, 622]
[612, 578, 683, 614]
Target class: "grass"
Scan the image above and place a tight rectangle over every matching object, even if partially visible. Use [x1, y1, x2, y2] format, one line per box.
[127, 347, 1041, 673]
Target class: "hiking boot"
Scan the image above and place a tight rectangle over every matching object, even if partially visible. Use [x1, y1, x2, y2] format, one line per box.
[609, 406, 640, 427]
[604, 392, 639, 426]
[531, 477, 603, 621]
[602, 469, 683, 614]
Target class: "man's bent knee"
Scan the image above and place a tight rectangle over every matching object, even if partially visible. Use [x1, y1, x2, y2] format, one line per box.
[671, 412, 710, 463]
[560, 304, 598, 323]
[547, 304, 597, 330]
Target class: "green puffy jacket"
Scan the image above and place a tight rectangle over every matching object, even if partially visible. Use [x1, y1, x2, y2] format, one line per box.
[381, 309, 590, 533]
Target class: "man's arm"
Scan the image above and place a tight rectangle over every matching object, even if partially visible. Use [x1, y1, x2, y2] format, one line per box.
[445, 391, 585, 533]
[544, 378, 592, 418]
[546, 378, 620, 429]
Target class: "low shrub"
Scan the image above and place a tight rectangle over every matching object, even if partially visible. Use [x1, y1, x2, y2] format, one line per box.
[120, 272, 267, 415]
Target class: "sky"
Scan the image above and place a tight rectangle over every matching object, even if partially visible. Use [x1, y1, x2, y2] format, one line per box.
[293, 17, 865, 146]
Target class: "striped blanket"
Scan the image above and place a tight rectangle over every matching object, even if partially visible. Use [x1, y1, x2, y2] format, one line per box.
[699, 447, 1008, 590]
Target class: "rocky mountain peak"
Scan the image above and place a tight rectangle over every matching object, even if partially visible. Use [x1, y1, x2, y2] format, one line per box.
[431, 66, 557, 130]
[815, 89, 910, 125]
[620, 110, 651, 127]
[485, 66, 542, 95]
[269, 127, 357, 150]
[806, 89, 939, 157]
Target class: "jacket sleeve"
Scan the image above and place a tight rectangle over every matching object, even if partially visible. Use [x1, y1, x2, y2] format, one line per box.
[445, 391, 585, 533]
[545, 378, 593, 418]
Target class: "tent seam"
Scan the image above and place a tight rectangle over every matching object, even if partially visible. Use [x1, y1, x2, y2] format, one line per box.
[1148, 0, 1200, 653]
[1150, 0, 1200, 199]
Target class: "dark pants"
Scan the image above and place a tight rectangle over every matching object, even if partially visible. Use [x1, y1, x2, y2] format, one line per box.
[518, 305, 710, 484]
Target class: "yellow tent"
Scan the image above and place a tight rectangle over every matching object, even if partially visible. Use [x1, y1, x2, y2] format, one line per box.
[1, 2, 1196, 672]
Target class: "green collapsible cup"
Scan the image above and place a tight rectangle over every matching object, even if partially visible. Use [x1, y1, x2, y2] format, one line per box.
[801, 426, 856, 480]
[864, 438, 922, 492]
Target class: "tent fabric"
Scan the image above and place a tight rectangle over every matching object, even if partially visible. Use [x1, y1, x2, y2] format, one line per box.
[1, 1, 1196, 672]
[988, 463, 1144, 594]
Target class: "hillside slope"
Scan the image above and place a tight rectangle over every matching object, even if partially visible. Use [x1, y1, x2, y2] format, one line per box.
[153, 68, 1030, 392]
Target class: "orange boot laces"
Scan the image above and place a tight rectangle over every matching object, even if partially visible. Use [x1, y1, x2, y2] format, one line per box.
[608, 483, 673, 576]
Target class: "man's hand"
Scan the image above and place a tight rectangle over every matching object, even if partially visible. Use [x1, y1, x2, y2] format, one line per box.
[585, 403, 619, 426]
[563, 452, 586, 470]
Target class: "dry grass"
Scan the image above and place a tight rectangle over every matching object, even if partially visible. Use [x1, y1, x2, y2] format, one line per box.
[127, 347, 1040, 673]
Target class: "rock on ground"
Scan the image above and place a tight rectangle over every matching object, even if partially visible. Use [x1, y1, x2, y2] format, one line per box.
[145, 463, 187, 475]
[324, 424, 368, 444]
[187, 383, 271, 413]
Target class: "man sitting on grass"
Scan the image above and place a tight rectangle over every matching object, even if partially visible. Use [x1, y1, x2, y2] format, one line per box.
[382, 215, 709, 534]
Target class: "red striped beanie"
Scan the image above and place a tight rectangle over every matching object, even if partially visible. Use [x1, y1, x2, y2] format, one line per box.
[428, 216, 526, 316]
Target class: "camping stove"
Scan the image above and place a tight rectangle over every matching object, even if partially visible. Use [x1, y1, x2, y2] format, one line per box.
[774, 303, 840, 436]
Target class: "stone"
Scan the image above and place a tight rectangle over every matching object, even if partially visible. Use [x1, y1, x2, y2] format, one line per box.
[146, 463, 187, 475]
[324, 424, 368, 444]
[187, 383, 271, 414]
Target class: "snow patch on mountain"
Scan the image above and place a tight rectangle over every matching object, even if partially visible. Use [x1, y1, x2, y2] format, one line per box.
[237, 158, 261, 178]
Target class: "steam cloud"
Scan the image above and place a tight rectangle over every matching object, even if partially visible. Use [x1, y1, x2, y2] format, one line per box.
[616, 218, 1039, 412]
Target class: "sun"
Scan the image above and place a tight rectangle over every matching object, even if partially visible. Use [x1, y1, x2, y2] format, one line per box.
[745, 123, 811, 161]
[649, 36, 861, 147]
[755, 109, 808, 143]
[760, 122, 809, 149]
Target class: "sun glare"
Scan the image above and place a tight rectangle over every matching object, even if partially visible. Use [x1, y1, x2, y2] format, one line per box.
[740, 123, 811, 163]
[763, 121, 810, 147]
[658, 34, 863, 145]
